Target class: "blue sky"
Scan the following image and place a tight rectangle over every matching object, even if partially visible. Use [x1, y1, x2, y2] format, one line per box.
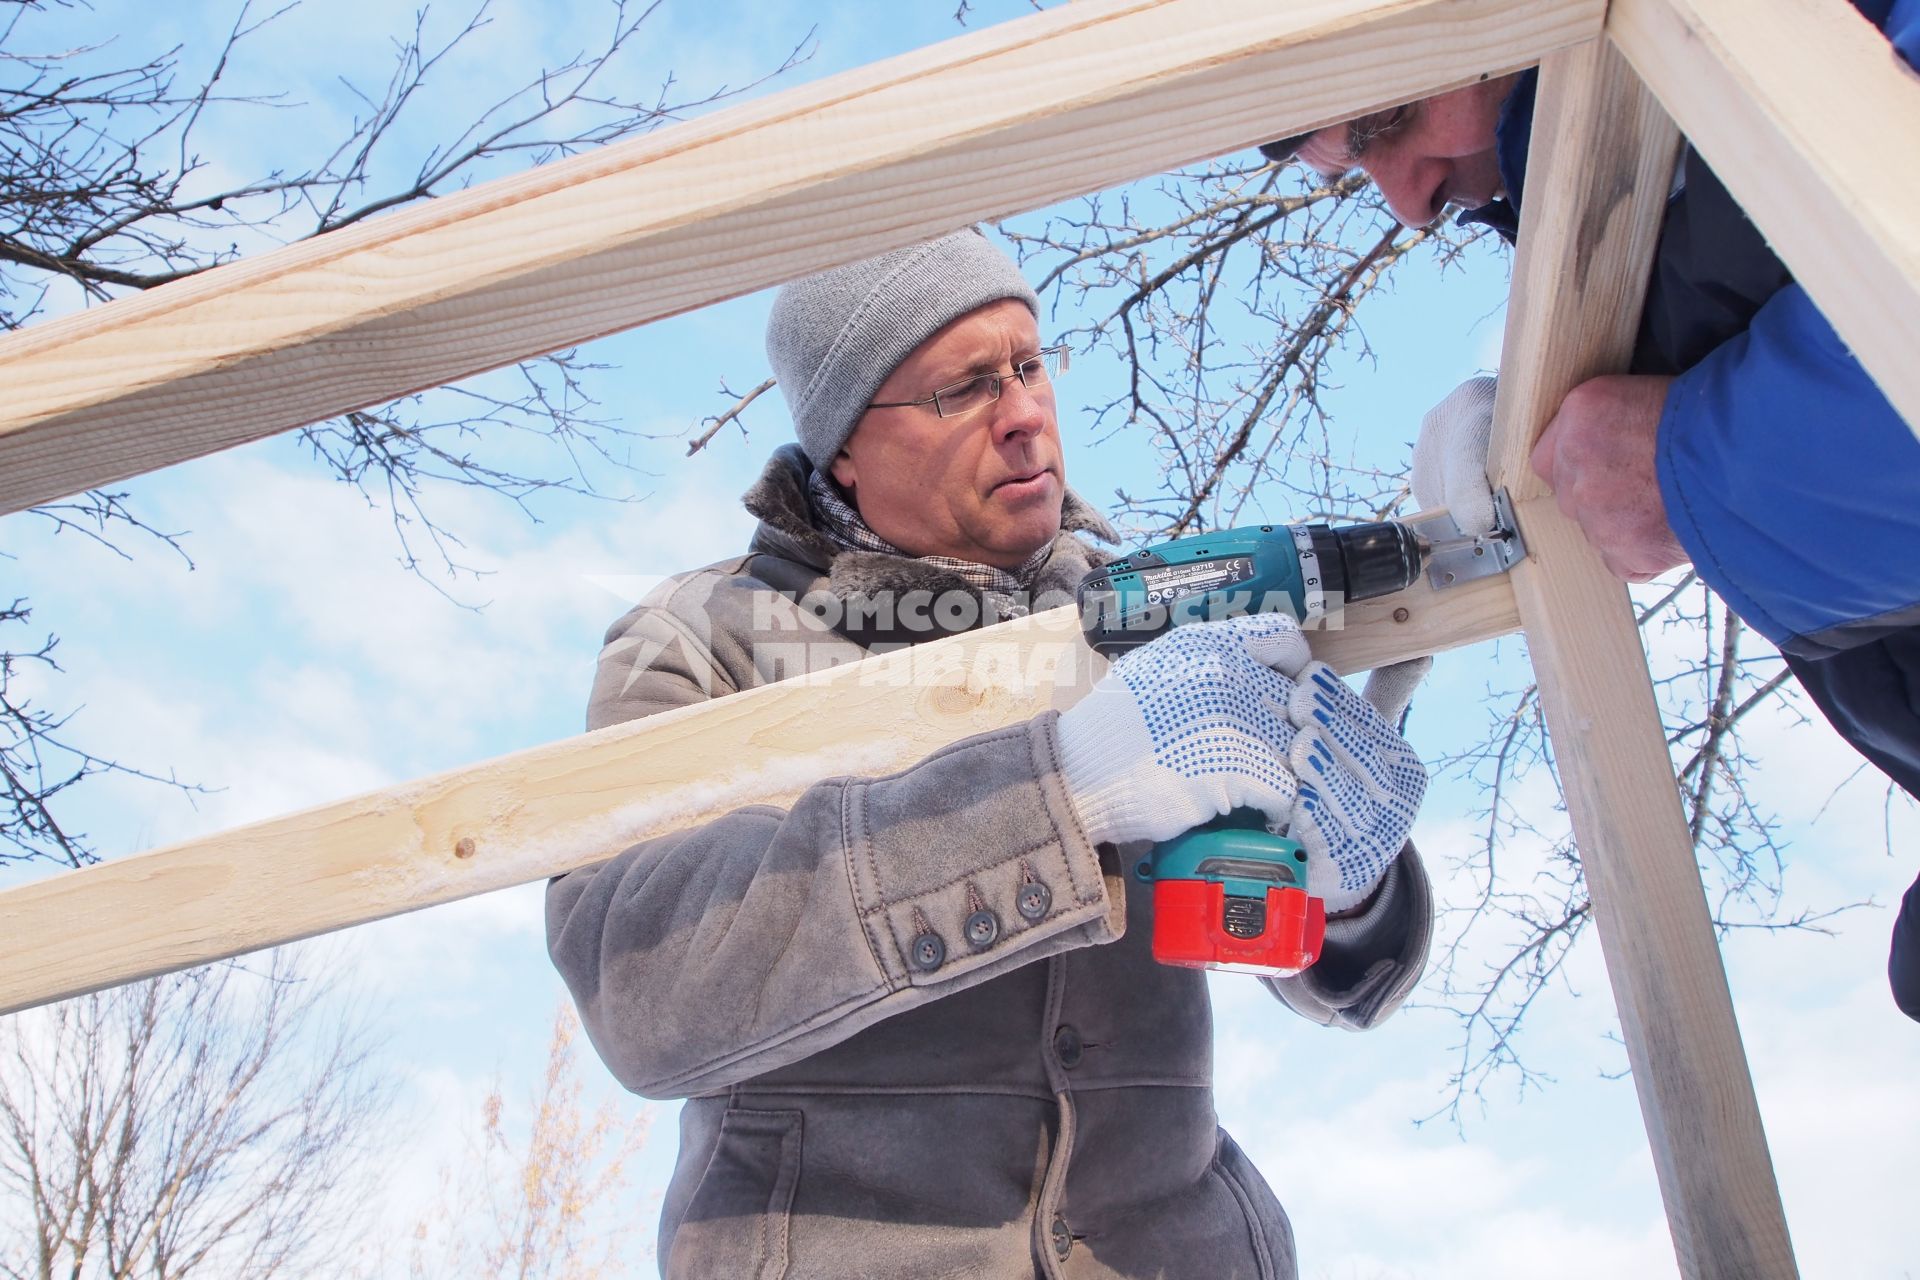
[3, 1, 1917, 1276]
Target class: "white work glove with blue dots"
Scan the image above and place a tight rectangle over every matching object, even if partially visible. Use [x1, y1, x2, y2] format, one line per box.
[1284, 658, 1431, 914]
[1057, 613, 1313, 847]
[1411, 375, 1499, 536]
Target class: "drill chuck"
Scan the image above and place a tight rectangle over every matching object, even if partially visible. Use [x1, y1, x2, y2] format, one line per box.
[1322, 520, 1425, 604]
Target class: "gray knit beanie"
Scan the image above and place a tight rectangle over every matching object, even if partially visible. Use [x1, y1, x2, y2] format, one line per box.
[766, 228, 1040, 468]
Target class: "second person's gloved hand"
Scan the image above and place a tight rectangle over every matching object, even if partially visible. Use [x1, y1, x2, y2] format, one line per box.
[1057, 613, 1312, 847]
[1412, 375, 1499, 535]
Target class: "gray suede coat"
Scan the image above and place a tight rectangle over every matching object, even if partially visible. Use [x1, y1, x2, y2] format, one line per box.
[547, 446, 1433, 1280]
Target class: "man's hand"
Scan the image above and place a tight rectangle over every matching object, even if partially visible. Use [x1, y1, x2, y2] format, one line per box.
[1529, 374, 1689, 582]
[1411, 376, 1499, 535]
[1285, 659, 1428, 915]
[1056, 614, 1312, 848]
[1055, 614, 1431, 917]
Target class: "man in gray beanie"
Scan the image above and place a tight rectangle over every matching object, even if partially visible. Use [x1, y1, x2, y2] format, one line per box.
[549, 227, 1436, 1279]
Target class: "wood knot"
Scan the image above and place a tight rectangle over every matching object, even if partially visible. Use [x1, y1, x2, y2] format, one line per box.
[453, 837, 477, 860]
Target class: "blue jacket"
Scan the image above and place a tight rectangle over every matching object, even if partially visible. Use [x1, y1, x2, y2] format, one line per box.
[1473, 0, 1920, 657]
[1465, 0, 1920, 1015]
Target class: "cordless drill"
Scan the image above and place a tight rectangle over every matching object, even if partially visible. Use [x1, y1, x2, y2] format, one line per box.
[1077, 506, 1522, 976]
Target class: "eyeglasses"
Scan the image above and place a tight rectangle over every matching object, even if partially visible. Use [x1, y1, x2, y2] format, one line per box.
[868, 345, 1070, 420]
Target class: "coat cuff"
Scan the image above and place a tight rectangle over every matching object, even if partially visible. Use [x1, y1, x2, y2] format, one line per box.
[844, 711, 1125, 990]
[1268, 842, 1432, 1030]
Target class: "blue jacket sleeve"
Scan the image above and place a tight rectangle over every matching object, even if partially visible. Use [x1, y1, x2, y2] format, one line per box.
[1653, 0, 1920, 657]
[1656, 287, 1920, 656]
[1879, 0, 1920, 52]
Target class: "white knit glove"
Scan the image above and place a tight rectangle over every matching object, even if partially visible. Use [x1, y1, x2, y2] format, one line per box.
[1057, 613, 1313, 847]
[1284, 658, 1430, 914]
[1411, 375, 1499, 535]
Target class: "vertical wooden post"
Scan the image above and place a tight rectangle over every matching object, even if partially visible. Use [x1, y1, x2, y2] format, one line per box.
[1486, 38, 1797, 1278]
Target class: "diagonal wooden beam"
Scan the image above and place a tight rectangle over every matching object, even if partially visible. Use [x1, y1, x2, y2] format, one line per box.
[0, 0, 1606, 516]
[0, 563, 1520, 1017]
[1486, 37, 1796, 1279]
[1608, 0, 1920, 440]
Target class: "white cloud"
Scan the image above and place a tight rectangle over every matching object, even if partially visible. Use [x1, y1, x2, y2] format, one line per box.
[1210, 999, 1676, 1280]
[1719, 891, 1920, 1274]
[10, 442, 757, 855]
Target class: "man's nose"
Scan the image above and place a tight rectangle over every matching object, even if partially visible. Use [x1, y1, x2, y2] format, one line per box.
[990, 375, 1049, 441]
[1367, 154, 1446, 228]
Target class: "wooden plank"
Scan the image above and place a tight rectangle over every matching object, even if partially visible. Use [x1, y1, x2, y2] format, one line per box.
[0, 0, 1606, 516]
[0, 559, 1519, 1016]
[1486, 38, 1797, 1279]
[1608, 0, 1920, 439]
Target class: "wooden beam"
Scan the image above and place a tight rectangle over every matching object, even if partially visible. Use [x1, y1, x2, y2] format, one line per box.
[1608, 0, 1920, 439]
[0, 561, 1519, 1016]
[0, 0, 1605, 516]
[1487, 38, 1797, 1279]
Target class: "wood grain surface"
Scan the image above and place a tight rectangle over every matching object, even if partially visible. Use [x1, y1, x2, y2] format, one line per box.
[0, 558, 1519, 1016]
[0, 0, 1603, 514]
[1486, 37, 1798, 1280]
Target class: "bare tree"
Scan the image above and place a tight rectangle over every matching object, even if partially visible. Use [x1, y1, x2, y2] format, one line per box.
[1418, 576, 1873, 1117]
[401, 1004, 652, 1280]
[0, 951, 389, 1279]
[999, 165, 1455, 536]
[0, 597, 206, 870]
[0, 0, 812, 867]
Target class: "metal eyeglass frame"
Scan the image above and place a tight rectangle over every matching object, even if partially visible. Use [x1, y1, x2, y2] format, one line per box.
[867, 345, 1070, 419]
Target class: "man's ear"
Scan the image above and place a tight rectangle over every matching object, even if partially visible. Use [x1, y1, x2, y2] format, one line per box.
[829, 448, 857, 492]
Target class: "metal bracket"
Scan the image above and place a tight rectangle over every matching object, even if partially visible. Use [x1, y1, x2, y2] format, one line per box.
[1405, 488, 1528, 590]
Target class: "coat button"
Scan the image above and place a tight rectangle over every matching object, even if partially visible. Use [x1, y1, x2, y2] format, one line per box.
[964, 909, 1000, 949]
[1016, 881, 1052, 920]
[1050, 1215, 1072, 1260]
[1053, 1024, 1084, 1069]
[910, 931, 945, 971]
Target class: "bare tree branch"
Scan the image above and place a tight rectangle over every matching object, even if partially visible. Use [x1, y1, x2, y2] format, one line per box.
[0, 600, 211, 868]
[688, 377, 777, 456]
[397, 1004, 652, 1280]
[0, 0, 810, 868]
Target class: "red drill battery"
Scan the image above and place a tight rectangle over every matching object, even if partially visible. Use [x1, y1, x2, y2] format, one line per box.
[1151, 879, 1326, 976]
[1135, 811, 1326, 976]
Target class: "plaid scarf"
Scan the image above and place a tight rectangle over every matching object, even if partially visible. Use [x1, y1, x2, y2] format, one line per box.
[806, 471, 1053, 618]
